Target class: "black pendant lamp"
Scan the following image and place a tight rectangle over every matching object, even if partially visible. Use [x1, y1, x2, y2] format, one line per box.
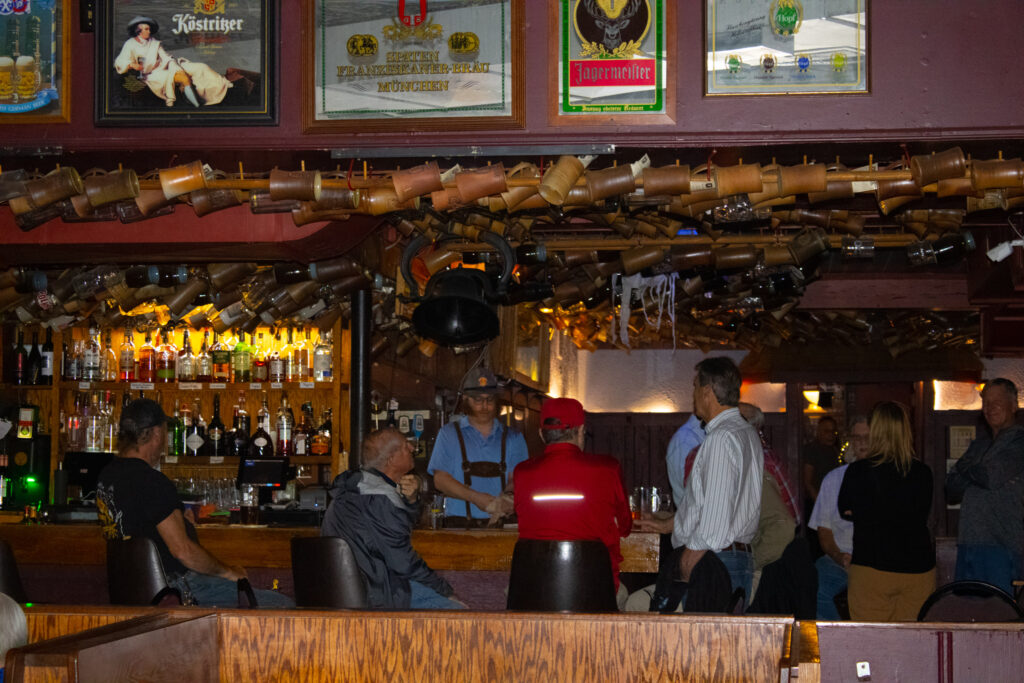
[400, 231, 515, 346]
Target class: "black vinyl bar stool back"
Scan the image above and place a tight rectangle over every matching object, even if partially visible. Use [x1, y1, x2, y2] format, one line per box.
[917, 580, 1024, 623]
[106, 537, 182, 606]
[290, 536, 368, 609]
[0, 539, 28, 604]
[507, 539, 618, 612]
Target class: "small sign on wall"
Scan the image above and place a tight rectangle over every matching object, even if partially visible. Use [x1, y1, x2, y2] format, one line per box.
[948, 425, 975, 460]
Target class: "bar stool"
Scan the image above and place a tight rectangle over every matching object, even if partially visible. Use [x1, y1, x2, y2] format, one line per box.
[290, 536, 367, 609]
[0, 539, 28, 603]
[106, 538, 182, 606]
[506, 539, 618, 612]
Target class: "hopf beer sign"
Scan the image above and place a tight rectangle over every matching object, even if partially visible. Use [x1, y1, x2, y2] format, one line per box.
[304, 0, 524, 133]
[94, 0, 277, 126]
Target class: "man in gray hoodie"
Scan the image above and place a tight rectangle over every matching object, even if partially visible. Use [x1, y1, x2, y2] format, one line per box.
[322, 428, 465, 609]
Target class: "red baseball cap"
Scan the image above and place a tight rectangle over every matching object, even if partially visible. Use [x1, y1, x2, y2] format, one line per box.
[540, 398, 585, 429]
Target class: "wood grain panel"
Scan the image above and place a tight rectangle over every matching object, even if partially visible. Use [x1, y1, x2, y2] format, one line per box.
[217, 611, 791, 683]
[24, 606, 205, 643]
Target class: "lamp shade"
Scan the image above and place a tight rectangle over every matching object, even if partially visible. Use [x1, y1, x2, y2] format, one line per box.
[412, 268, 500, 346]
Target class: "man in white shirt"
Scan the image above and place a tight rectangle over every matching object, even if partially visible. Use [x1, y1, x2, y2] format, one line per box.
[808, 415, 869, 619]
[639, 357, 763, 612]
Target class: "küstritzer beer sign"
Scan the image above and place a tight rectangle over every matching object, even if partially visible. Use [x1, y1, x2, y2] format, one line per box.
[309, 0, 523, 131]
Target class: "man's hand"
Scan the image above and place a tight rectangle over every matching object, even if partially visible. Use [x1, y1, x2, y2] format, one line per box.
[398, 474, 421, 501]
[837, 552, 852, 569]
[223, 564, 248, 581]
[485, 492, 514, 516]
[634, 516, 673, 534]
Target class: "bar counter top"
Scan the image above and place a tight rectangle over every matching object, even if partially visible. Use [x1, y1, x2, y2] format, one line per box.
[0, 523, 661, 573]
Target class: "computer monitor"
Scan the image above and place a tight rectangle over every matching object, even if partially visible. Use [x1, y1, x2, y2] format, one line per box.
[236, 457, 290, 488]
[63, 450, 114, 502]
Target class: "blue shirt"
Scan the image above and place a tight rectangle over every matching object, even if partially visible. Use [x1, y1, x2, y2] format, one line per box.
[428, 416, 529, 518]
[666, 414, 706, 507]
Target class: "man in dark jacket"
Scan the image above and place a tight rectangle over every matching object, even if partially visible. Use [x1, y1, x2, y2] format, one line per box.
[322, 428, 465, 609]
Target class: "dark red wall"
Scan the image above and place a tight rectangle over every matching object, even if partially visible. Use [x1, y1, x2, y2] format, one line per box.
[3, 1, 1023, 155]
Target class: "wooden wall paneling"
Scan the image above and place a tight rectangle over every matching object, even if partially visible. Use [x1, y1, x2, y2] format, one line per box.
[216, 612, 792, 682]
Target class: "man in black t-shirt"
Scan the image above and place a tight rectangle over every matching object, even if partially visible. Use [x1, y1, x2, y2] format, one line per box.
[97, 398, 292, 608]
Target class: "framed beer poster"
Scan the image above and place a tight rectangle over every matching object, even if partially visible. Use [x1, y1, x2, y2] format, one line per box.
[0, 0, 71, 124]
[706, 0, 869, 95]
[553, 0, 673, 124]
[303, 0, 524, 133]
[95, 0, 277, 126]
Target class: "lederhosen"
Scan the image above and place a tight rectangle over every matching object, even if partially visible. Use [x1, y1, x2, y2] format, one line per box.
[453, 421, 507, 521]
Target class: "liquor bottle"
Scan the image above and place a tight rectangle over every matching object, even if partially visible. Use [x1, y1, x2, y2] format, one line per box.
[231, 330, 251, 382]
[83, 392, 105, 453]
[103, 390, 118, 453]
[102, 329, 118, 381]
[311, 408, 332, 457]
[292, 327, 312, 381]
[249, 393, 275, 458]
[168, 404, 184, 457]
[184, 398, 206, 457]
[276, 392, 295, 458]
[137, 331, 157, 383]
[313, 330, 332, 382]
[118, 326, 136, 382]
[25, 329, 41, 385]
[294, 402, 314, 456]
[230, 391, 251, 458]
[272, 262, 312, 284]
[156, 265, 189, 288]
[207, 394, 227, 458]
[195, 330, 213, 382]
[283, 327, 299, 382]
[155, 328, 177, 383]
[82, 327, 102, 381]
[386, 398, 398, 428]
[65, 393, 85, 452]
[176, 328, 195, 381]
[67, 339, 84, 381]
[267, 329, 285, 382]
[210, 332, 231, 382]
[252, 331, 268, 382]
[39, 326, 53, 385]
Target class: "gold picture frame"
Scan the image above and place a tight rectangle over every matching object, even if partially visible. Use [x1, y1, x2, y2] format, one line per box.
[0, 0, 71, 124]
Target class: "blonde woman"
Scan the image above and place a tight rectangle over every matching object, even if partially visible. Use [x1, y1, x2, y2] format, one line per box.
[837, 401, 935, 621]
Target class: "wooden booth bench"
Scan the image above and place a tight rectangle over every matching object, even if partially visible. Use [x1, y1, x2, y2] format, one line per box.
[14, 605, 792, 682]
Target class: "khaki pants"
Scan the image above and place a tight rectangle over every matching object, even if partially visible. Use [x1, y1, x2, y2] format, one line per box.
[848, 564, 936, 622]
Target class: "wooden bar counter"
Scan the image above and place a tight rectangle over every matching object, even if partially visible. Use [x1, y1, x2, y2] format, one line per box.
[0, 523, 660, 573]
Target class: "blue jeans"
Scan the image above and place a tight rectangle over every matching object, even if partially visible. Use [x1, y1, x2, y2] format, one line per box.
[815, 555, 849, 620]
[409, 580, 466, 610]
[171, 571, 295, 608]
[955, 544, 1021, 596]
[714, 549, 753, 603]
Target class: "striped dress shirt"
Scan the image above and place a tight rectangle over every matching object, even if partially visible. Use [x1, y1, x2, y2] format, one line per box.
[672, 407, 763, 551]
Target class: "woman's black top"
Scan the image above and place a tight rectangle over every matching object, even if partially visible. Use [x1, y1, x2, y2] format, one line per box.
[837, 456, 935, 573]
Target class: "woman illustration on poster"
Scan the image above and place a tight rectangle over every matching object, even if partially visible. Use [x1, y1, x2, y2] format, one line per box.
[113, 15, 231, 107]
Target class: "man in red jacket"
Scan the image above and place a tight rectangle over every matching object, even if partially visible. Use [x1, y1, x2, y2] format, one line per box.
[513, 398, 633, 606]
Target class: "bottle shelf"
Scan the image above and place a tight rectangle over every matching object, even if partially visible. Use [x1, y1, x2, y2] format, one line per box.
[161, 455, 333, 466]
[59, 380, 345, 392]
[0, 383, 56, 391]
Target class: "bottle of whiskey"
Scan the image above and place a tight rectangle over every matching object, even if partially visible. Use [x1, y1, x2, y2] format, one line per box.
[82, 327, 102, 381]
[294, 402, 315, 456]
[118, 326, 135, 382]
[210, 332, 231, 382]
[176, 328, 195, 381]
[276, 392, 294, 458]
[231, 330, 251, 382]
[311, 408, 332, 457]
[207, 393, 227, 458]
[137, 330, 156, 382]
[267, 329, 285, 382]
[249, 393, 274, 458]
[251, 331, 268, 381]
[195, 330, 213, 382]
[313, 329, 332, 382]
[155, 328, 177, 383]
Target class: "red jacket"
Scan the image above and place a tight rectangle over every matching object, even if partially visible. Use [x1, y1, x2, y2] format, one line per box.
[513, 442, 632, 588]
